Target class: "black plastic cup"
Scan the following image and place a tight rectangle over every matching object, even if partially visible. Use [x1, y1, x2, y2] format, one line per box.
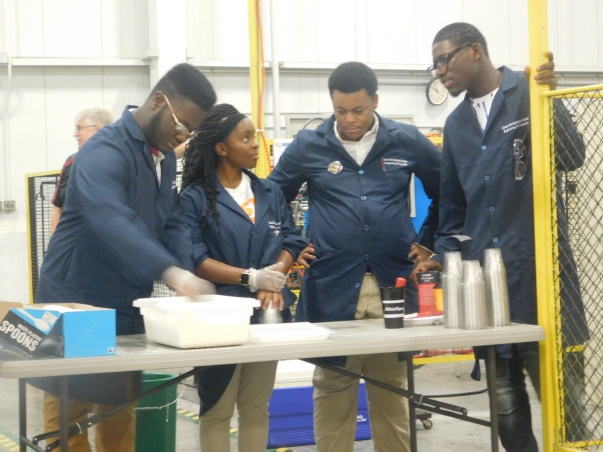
[380, 286, 405, 329]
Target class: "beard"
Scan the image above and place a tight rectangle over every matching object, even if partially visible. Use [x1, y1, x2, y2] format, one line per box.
[146, 111, 167, 153]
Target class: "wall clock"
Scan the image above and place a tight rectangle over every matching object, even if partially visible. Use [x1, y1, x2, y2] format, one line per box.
[426, 77, 448, 106]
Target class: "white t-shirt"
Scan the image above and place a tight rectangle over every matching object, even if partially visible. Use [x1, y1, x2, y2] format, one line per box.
[470, 88, 499, 132]
[225, 172, 256, 223]
[334, 113, 379, 165]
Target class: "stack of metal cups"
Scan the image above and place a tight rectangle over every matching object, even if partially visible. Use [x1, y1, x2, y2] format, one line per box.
[483, 248, 511, 327]
[442, 251, 463, 329]
[461, 260, 487, 330]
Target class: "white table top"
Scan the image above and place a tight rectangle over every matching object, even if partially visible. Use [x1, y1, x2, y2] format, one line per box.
[0, 320, 544, 379]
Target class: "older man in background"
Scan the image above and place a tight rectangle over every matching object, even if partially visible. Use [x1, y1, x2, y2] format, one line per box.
[50, 107, 114, 233]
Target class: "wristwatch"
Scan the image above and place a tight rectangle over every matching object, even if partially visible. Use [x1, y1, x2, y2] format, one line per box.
[240, 269, 252, 287]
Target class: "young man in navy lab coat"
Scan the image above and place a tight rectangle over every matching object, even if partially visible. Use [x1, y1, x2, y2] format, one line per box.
[269, 61, 441, 452]
[34, 63, 217, 452]
[413, 23, 590, 451]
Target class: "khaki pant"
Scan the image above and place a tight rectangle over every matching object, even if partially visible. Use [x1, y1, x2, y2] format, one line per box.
[313, 274, 410, 452]
[200, 361, 278, 452]
[43, 392, 136, 452]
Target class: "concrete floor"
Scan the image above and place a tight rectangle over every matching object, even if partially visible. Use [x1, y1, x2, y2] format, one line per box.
[0, 360, 542, 452]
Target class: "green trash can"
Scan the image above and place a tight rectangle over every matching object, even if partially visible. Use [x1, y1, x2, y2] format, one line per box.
[135, 372, 178, 452]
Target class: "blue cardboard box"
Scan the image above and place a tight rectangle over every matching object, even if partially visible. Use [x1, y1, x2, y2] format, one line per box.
[267, 383, 371, 448]
[0, 301, 116, 358]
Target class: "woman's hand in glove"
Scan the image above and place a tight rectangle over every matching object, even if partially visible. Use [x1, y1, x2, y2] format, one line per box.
[249, 263, 286, 292]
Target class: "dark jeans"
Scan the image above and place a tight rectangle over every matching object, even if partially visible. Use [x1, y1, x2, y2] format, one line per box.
[495, 345, 540, 452]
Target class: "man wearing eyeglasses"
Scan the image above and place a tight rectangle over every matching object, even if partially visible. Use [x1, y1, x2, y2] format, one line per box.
[412, 23, 589, 451]
[50, 107, 114, 234]
[34, 63, 217, 452]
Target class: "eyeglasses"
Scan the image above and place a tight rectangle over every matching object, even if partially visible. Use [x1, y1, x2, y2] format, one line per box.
[159, 91, 196, 139]
[513, 138, 527, 180]
[75, 125, 98, 132]
[428, 42, 473, 72]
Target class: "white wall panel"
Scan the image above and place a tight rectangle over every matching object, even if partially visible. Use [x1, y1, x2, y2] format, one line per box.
[315, 0, 357, 63]
[0, 231, 29, 302]
[210, 0, 250, 62]
[366, 1, 417, 65]
[569, 0, 598, 67]
[100, 0, 149, 58]
[278, 73, 326, 114]
[508, 0, 529, 67]
[43, 1, 103, 57]
[15, 0, 45, 56]
[8, 68, 49, 172]
[209, 72, 253, 113]
[275, 0, 319, 63]
[101, 67, 150, 111]
[186, 0, 214, 59]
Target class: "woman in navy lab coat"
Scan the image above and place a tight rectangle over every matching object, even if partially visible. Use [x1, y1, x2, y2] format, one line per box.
[180, 104, 309, 451]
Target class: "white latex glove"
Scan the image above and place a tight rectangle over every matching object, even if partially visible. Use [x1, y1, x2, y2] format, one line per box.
[161, 266, 216, 297]
[249, 263, 286, 292]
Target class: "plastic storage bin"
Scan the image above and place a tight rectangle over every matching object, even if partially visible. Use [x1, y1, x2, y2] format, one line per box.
[267, 383, 371, 448]
[133, 296, 259, 348]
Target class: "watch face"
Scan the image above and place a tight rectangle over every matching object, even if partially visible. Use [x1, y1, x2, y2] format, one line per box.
[426, 77, 448, 106]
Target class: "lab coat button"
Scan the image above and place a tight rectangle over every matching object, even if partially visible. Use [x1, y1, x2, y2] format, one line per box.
[482, 145, 487, 151]
[485, 175, 490, 181]
[359, 170, 364, 175]
[364, 225, 370, 230]
[489, 206, 495, 212]
[365, 254, 370, 260]
[355, 283, 361, 288]
[361, 196, 367, 201]
[492, 237, 499, 244]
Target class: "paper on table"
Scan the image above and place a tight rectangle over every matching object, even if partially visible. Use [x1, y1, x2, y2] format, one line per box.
[404, 314, 444, 326]
[248, 322, 332, 343]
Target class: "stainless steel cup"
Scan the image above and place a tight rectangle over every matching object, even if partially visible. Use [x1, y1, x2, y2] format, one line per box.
[483, 248, 510, 327]
[444, 251, 463, 275]
[461, 260, 487, 330]
[259, 306, 282, 324]
[442, 272, 463, 329]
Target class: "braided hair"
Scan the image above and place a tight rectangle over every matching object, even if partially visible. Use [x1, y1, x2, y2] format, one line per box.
[181, 103, 244, 229]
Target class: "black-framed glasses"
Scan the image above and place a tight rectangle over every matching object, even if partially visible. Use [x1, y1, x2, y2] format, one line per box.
[513, 138, 527, 180]
[159, 91, 196, 139]
[427, 42, 473, 72]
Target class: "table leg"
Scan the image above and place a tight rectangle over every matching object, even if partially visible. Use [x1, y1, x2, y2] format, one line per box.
[19, 379, 26, 452]
[59, 376, 69, 452]
[486, 346, 499, 452]
[406, 352, 417, 452]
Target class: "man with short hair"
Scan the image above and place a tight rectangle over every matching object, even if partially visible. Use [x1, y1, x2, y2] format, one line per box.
[269, 61, 441, 452]
[413, 22, 589, 451]
[35, 63, 217, 452]
[50, 107, 114, 233]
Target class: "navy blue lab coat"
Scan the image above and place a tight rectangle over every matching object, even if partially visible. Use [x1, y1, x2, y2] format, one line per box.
[179, 170, 308, 414]
[36, 106, 192, 335]
[179, 169, 308, 316]
[268, 114, 441, 320]
[435, 67, 589, 351]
